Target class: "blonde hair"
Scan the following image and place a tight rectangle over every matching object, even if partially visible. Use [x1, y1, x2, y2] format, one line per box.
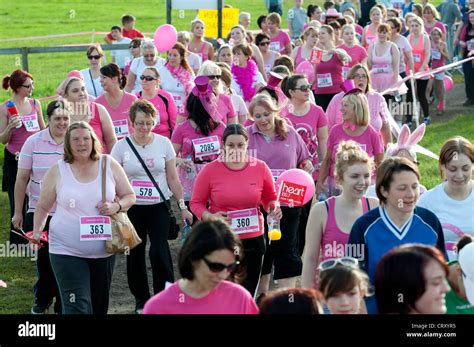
[347, 64, 372, 93]
[342, 92, 370, 126]
[335, 140, 373, 181]
[410, 16, 425, 31]
[423, 3, 440, 20]
[64, 122, 102, 163]
[308, 20, 322, 29]
[267, 12, 282, 27]
[369, 6, 382, 17]
[191, 19, 205, 30]
[303, 26, 319, 40]
[248, 94, 288, 140]
[198, 60, 222, 77]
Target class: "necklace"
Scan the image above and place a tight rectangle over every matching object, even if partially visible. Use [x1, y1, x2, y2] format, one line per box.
[133, 134, 152, 148]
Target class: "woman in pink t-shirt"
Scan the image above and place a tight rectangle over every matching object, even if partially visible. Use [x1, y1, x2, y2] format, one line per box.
[63, 77, 117, 153]
[313, 25, 351, 112]
[326, 64, 392, 146]
[423, 4, 446, 40]
[188, 19, 215, 62]
[302, 141, 378, 289]
[190, 123, 282, 298]
[338, 24, 368, 79]
[267, 12, 293, 55]
[136, 67, 178, 138]
[291, 26, 319, 68]
[95, 63, 137, 141]
[1, 69, 45, 245]
[317, 90, 384, 197]
[143, 220, 259, 314]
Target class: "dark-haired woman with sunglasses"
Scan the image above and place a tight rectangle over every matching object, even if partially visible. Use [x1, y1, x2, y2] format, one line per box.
[123, 38, 142, 77]
[143, 221, 258, 314]
[1, 69, 45, 245]
[96, 63, 137, 141]
[255, 33, 280, 77]
[136, 67, 178, 139]
[80, 45, 105, 98]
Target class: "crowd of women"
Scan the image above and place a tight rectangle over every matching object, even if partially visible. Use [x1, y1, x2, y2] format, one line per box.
[1, 1, 473, 315]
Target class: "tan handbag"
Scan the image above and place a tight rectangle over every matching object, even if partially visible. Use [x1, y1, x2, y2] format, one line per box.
[101, 155, 142, 254]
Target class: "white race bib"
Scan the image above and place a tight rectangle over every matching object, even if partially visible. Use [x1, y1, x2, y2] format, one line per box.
[173, 95, 184, 114]
[468, 39, 474, 52]
[79, 216, 112, 241]
[317, 73, 333, 88]
[342, 66, 351, 80]
[192, 136, 221, 158]
[228, 208, 260, 235]
[269, 41, 281, 53]
[113, 119, 130, 139]
[270, 169, 286, 184]
[131, 179, 161, 203]
[431, 49, 441, 60]
[413, 53, 421, 63]
[372, 64, 390, 74]
[22, 114, 40, 132]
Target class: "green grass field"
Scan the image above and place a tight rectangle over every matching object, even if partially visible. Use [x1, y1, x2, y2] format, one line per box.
[0, 0, 463, 314]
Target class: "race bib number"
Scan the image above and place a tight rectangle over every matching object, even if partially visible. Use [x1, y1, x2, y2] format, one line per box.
[413, 53, 421, 63]
[310, 49, 322, 64]
[80, 216, 112, 241]
[228, 208, 260, 235]
[372, 64, 390, 74]
[265, 64, 272, 74]
[173, 95, 184, 114]
[192, 136, 220, 158]
[22, 114, 40, 132]
[113, 119, 130, 139]
[366, 36, 375, 46]
[317, 73, 333, 88]
[342, 66, 351, 79]
[269, 41, 281, 53]
[468, 40, 474, 52]
[131, 180, 161, 203]
[270, 169, 286, 183]
[431, 49, 441, 60]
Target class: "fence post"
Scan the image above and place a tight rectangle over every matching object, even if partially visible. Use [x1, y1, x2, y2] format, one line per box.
[21, 47, 29, 72]
[167, 0, 172, 24]
[217, 0, 223, 38]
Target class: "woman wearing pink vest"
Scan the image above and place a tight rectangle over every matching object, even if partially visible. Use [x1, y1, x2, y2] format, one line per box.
[302, 140, 378, 288]
[1, 69, 45, 245]
[188, 19, 215, 63]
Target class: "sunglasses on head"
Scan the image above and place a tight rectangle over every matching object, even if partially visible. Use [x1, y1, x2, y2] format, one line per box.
[140, 75, 157, 81]
[318, 257, 359, 272]
[88, 54, 102, 60]
[259, 41, 271, 46]
[203, 257, 240, 273]
[293, 84, 312, 92]
[207, 75, 221, 80]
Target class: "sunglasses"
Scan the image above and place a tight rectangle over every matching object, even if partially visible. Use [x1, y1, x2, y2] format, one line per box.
[318, 257, 359, 272]
[293, 84, 312, 92]
[207, 75, 221, 80]
[22, 83, 34, 89]
[140, 75, 157, 81]
[88, 55, 102, 60]
[130, 45, 140, 49]
[203, 257, 240, 273]
[259, 41, 271, 46]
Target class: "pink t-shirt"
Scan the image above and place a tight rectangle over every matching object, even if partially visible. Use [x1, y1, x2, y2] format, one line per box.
[337, 44, 368, 74]
[270, 30, 291, 54]
[327, 123, 384, 179]
[137, 90, 178, 139]
[216, 94, 236, 124]
[18, 129, 64, 213]
[326, 91, 389, 133]
[190, 157, 277, 239]
[95, 92, 137, 140]
[431, 44, 445, 69]
[425, 21, 446, 37]
[281, 104, 328, 180]
[143, 280, 259, 314]
[313, 54, 344, 95]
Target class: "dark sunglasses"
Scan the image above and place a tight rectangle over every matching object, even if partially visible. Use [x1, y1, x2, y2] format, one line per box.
[88, 55, 102, 60]
[207, 75, 221, 80]
[203, 258, 240, 273]
[140, 75, 157, 81]
[293, 84, 312, 92]
[129, 45, 140, 49]
[259, 41, 271, 46]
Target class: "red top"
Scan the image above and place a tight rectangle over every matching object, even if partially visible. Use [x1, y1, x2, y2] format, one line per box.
[88, 102, 107, 153]
[312, 53, 344, 95]
[190, 157, 277, 239]
[106, 28, 144, 41]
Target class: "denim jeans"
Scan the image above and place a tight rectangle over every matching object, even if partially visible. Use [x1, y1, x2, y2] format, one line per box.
[50, 253, 115, 314]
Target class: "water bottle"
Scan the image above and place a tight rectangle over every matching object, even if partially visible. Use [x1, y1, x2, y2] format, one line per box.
[267, 215, 282, 241]
[318, 192, 327, 202]
[6, 101, 22, 128]
[185, 155, 196, 180]
[180, 220, 192, 244]
[394, 91, 401, 103]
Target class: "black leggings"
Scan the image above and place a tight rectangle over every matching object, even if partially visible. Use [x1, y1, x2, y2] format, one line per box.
[415, 79, 430, 119]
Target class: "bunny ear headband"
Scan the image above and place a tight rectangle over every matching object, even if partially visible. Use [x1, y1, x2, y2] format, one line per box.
[387, 123, 439, 161]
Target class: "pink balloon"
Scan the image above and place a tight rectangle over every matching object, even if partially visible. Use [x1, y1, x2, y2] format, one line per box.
[443, 75, 454, 92]
[275, 169, 315, 206]
[295, 61, 315, 84]
[154, 24, 178, 52]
